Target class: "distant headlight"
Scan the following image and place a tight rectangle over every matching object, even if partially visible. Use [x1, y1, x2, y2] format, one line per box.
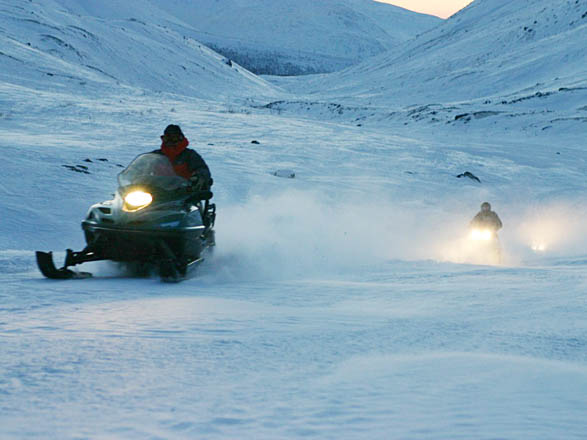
[123, 190, 152, 212]
[470, 228, 493, 241]
[531, 243, 547, 252]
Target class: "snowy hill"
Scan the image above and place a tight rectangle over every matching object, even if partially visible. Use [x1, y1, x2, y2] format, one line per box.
[0, 0, 278, 100]
[330, 0, 587, 101]
[272, 0, 587, 134]
[52, 0, 441, 75]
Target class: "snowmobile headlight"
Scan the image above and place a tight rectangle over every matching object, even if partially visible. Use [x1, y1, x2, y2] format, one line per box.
[123, 190, 153, 212]
[531, 242, 547, 252]
[470, 228, 492, 241]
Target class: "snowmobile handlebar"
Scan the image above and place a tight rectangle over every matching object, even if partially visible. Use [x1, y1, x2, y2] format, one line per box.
[188, 189, 213, 201]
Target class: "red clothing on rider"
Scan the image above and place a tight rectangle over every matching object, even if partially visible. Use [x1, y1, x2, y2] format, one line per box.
[153, 124, 212, 188]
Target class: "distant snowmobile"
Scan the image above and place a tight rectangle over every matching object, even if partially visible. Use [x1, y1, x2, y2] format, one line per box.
[466, 202, 503, 264]
[36, 152, 216, 281]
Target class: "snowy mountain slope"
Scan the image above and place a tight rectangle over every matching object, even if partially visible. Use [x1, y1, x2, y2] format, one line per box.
[345, 0, 587, 101]
[0, 0, 278, 100]
[269, 0, 587, 133]
[52, 0, 441, 75]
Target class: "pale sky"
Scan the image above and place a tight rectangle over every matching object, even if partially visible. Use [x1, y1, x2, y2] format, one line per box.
[376, 0, 474, 19]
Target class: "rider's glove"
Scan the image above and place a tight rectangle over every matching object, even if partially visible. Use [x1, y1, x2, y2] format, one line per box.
[190, 174, 210, 190]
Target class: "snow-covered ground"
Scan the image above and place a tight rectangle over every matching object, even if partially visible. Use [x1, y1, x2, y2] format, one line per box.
[1, 0, 587, 438]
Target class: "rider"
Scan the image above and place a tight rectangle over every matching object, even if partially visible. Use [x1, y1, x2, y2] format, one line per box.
[470, 202, 502, 232]
[154, 124, 212, 190]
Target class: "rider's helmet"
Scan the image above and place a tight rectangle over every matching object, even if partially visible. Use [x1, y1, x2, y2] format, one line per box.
[481, 202, 491, 212]
[162, 124, 184, 144]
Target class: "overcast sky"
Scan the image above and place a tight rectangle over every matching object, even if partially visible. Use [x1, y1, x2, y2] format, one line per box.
[376, 0, 474, 19]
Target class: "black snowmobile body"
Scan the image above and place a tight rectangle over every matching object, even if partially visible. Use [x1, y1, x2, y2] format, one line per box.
[37, 153, 216, 281]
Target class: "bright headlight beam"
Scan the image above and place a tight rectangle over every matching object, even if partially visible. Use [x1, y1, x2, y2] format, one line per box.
[471, 229, 492, 241]
[124, 191, 152, 208]
[532, 243, 547, 252]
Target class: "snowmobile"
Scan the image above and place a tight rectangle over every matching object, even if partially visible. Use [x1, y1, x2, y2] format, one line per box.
[36, 152, 216, 281]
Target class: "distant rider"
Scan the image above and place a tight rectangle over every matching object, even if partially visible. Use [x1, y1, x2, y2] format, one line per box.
[154, 124, 212, 190]
[470, 202, 502, 232]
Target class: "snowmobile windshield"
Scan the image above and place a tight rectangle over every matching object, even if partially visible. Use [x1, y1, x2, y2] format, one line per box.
[118, 153, 189, 191]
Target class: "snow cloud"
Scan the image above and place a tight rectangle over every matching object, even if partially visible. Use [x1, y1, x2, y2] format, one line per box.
[213, 189, 472, 280]
[213, 190, 587, 280]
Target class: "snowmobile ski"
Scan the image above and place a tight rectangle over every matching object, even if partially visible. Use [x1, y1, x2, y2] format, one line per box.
[36, 251, 92, 279]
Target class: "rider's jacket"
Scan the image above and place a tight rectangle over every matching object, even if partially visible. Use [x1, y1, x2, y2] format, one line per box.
[470, 210, 503, 231]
